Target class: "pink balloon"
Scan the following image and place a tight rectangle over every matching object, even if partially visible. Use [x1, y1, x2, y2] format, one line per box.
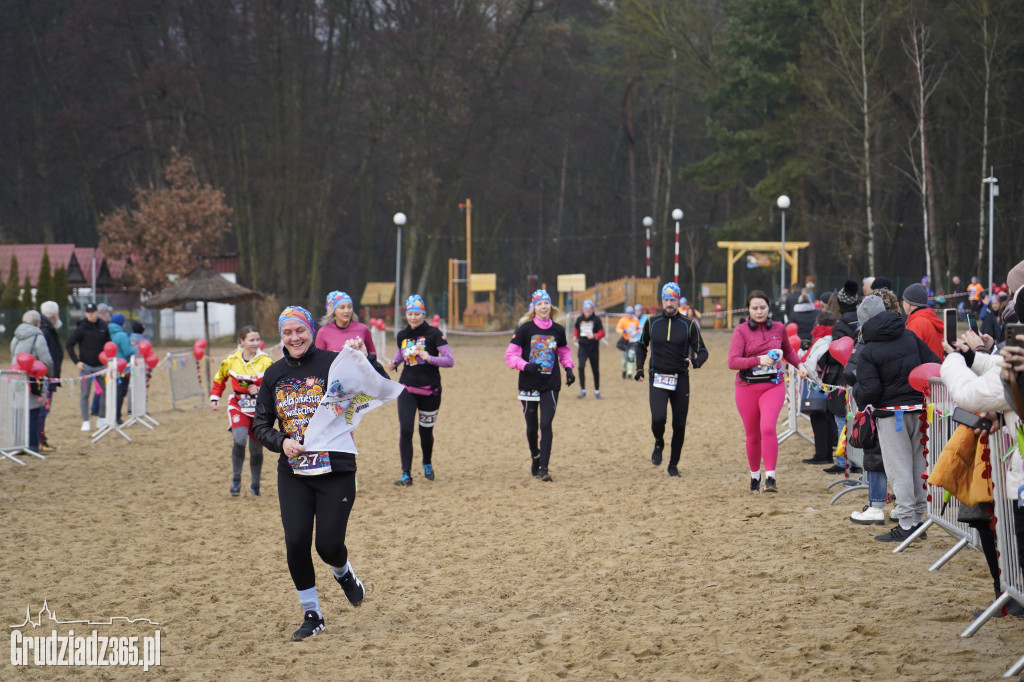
[16, 352, 35, 371]
[196, 338, 208, 349]
[104, 341, 118, 358]
[9, 363, 19, 371]
[909, 362, 942, 395]
[788, 334, 801, 350]
[98, 351, 109, 365]
[145, 353, 159, 369]
[785, 322, 798, 336]
[116, 357, 128, 374]
[138, 339, 152, 355]
[828, 336, 854, 366]
[258, 340, 266, 350]
[30, 360, 48, 378]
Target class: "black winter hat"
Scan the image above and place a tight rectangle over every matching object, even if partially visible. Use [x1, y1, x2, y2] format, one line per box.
[837, 280, 859, 306]
[871, 276, 893, 291]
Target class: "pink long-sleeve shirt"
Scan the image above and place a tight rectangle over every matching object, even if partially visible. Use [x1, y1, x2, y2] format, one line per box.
[727, 321, 802, 386]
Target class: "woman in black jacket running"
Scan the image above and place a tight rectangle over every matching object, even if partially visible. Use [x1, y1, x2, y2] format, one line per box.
[253, 305, 387, 641]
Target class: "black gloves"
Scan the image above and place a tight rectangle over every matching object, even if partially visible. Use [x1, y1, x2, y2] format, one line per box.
[524, 362, 540, 374]
[565, 368, 576, 386]
[634, 369, 644, 382]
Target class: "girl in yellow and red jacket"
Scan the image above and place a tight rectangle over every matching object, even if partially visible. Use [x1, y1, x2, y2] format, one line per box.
[210, 325, 275, 497]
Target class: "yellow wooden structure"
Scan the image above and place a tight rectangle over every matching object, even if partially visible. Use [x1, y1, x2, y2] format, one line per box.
[566, 276, 660, 312]
[717, 241, 810, 328]
[462, 272, 497, 328]
[360, 282, 396, 321]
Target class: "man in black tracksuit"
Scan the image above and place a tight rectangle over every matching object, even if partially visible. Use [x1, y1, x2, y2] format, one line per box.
[635, 283, 709, 477]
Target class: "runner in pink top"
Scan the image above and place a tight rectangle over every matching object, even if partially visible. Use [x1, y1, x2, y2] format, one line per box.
[727, 289, 807, 493]
[315, 290, 377, 357]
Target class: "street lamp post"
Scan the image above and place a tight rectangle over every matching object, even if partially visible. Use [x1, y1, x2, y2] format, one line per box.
[643, 216, 653, 278]
[983, 173, 998, 292]
[671, 209, 683, 284]
[777, 195, 790, 298]
[393, 212, 406, 335]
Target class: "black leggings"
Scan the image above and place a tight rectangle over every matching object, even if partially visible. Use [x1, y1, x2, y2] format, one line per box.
[521, 389, 559, 467]
[231, 426, 264, 484]
[578, 346, 599, 391]
[648, 374, 690, 466]
[397, 388, 441, 471]
[278, 466, 356, 591]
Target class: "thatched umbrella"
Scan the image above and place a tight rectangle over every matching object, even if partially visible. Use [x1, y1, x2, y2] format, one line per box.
[142, 264, 264, 387]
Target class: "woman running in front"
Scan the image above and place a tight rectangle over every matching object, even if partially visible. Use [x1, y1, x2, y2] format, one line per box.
[315, 290, 377, 358]
[505, 290, 575, 481]
[210, 325, 274, 497]
[253, 306, 385, 640]
[387, 294, 454, 487]
[727, 290, 808, 493]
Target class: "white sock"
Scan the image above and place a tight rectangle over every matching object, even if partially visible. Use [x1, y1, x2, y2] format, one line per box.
[297, 587, 321, 617]
[750, 471, 760, 480]
[766, 470, 776, 479]
[332, 561, 352, 580]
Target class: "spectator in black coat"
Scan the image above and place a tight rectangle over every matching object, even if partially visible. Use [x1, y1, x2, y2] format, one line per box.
[853, 295, 940, 543]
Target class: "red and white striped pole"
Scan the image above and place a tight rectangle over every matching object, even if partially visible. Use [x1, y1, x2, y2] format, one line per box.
[643, 216, 653, 278]
[672, 209, 683, 284]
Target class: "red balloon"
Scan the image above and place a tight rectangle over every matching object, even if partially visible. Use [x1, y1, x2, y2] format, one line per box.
[16, 352, 34, 371]
[829, 336, 855, 366]
[788, 334, 801, 350]
[98, 351, 109, 365]
[145, 353, 159, 369]
[138, 339, 152, 355]
[197, 338, 208, 349]
[104, 341, 118, 358]
[258, 340, 265, 350]
[116, 357, 128, 374]
[785, 322, 798, 336]
[909, 362, 942, 395]
[9, 363, 19, 371]
[431, 314, 441, 325]
[30, 360, 48, 378]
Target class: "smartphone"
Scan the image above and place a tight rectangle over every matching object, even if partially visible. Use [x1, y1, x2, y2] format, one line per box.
[951, 406, 992, 431]
[966, 313, 978, 333]
[942, 308, 957, 346]
[1007, 323, 1024, 349]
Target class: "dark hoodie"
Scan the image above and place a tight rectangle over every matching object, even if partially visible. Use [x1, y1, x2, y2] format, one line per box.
[853, 311, 940, 414]
[832, 310, 859, 342]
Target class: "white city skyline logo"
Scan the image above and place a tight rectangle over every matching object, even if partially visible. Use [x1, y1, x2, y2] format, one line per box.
[10, 600, 160, 629]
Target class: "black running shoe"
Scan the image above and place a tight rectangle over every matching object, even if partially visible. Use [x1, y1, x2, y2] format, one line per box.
[537, 467, 553, 482]
[531, 454, 541, 477]
[423, 463, 435, 481]
[801, 457, 832, 464]
[749, 477, 760, 493]
[292, 611, 325, 640]
[249, 483, 261, 497]
[848, 465, 863, 474]
[336, 568, 365, 607]
[875, 524, 926, 542]
[230, 480, 241, 497]
[667, 465, 680, 478]
[650, 443, 664, 466]
[822, 464, 845, 474]
[764, 476, 778, 493]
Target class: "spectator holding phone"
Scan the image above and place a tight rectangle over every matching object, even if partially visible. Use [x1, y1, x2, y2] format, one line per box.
[979, 294, 1006, 344]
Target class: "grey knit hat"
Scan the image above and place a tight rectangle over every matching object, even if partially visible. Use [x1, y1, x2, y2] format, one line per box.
[857, 295, 886, 326]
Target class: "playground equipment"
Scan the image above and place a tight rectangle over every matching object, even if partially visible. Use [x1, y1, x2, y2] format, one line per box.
[462, 273, 497, 328]
[557, 274, 587, 313]
[360, 282, 396, 327]
[717, 240, 810, 328]
[566, 277, 660, 312]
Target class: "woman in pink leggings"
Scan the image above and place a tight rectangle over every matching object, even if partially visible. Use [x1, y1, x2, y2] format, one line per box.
[727, 291, 807, 493]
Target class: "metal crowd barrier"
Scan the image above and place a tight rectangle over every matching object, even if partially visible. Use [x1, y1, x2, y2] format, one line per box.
[961, 425, 1023, 653]
[371, 327, 388, 359]
[92, 359, 130, 443]
[0, 369, 44, 465]
[778, 366, 813, 445]
[166, 350, 205, 410]
[893, 378, 981, 568]
[123, 354, 159, 430]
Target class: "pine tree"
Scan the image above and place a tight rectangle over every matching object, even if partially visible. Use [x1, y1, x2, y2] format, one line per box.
[52, 266, 69, 306]
[36, 249, 53, 305]
[1, 255, 20, 310]
[21, 275, 34, 309]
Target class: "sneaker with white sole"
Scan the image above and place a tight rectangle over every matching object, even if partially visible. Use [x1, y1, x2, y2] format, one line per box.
[889, 508, 899, 522]
[335, 566, 365, 607]
[764, 476, 778, 493]
[850, 505, 885, 525]
[81, 420, 91, 432]
[594, 390, 602, 400]
[577, 390, 586, 399]
[292, 611, 325, 640]
[749, 477, 761, 493]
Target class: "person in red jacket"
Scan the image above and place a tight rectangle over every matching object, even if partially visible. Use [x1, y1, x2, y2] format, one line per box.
[902, 283, 943, 359]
